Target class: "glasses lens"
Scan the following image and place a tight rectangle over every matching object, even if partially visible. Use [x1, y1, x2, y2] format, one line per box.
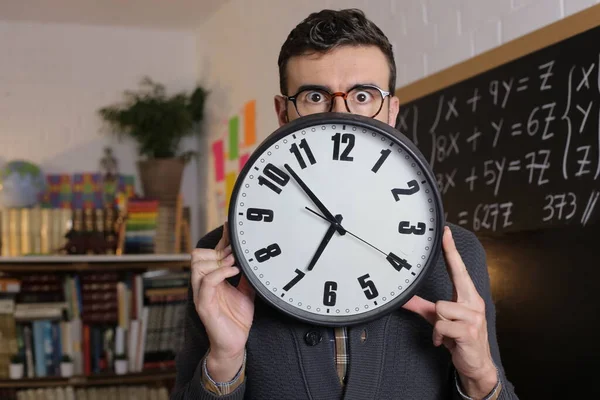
[346, 87, 384, 117]
[295, 89, 331, 116]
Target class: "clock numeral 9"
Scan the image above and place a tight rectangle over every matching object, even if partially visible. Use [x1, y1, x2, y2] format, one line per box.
[246, 208, 274, 222]
[386, 252, 412, 271]
[290, 139, 317, 169]
[398, 221, 426, 235]
[332, 133, 355, 161]
[391, 179, 420, 201]
[254, 243, 281, 263]
[258, 163, 289, 195]
[357, 274, 379, 300]
[323, 281, 337, 306]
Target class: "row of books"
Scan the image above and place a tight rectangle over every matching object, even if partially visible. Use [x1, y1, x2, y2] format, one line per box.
[0, 270, 188, 379]
[1, 384, 170, 400]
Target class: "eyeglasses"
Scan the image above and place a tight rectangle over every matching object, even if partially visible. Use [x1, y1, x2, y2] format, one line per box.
[284, 84, 391, 118]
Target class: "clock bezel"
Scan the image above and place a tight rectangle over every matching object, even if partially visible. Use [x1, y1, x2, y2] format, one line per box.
[227, 112, 445, 327]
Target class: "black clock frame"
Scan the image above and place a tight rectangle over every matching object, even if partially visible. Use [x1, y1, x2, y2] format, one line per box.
[228, 112, 445, 327]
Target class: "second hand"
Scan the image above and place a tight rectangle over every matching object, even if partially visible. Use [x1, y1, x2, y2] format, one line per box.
[304, 207, 397, 257]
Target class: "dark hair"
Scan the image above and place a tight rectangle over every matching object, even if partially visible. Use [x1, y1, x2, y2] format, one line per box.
[278, 9, 396, 95]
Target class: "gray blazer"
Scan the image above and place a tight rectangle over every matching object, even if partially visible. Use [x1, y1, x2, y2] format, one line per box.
[171, 223, 518, 400]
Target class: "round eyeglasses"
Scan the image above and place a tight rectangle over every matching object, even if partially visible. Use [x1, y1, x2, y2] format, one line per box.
[284, 85, 391, 118]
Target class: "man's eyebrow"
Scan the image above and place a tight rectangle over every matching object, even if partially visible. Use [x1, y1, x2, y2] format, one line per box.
[293, 84, 332, 94]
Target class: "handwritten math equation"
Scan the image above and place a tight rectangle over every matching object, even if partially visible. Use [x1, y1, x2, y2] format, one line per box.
[400, 53, 600, 233]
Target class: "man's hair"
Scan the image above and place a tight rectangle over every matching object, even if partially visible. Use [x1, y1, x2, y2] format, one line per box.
[278, 8, 396, 95]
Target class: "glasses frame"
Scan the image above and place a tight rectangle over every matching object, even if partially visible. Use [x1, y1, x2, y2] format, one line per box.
[284, 84, 391, 119]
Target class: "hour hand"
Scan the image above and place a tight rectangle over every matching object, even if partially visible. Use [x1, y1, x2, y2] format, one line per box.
[307, 214, 343, 271]
[284, 164, 337, 223]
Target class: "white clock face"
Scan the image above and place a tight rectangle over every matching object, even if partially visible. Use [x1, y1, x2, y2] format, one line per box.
[230, 116, 443, 325]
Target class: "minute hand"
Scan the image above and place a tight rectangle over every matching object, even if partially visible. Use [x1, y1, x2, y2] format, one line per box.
[284, 164, 337, 223]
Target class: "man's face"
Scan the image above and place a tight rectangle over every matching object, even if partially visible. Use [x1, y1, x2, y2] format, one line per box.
[274, 45, 400, 128]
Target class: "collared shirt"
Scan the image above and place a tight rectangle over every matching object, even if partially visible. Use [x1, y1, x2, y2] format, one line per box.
[200, 327, 502, 399]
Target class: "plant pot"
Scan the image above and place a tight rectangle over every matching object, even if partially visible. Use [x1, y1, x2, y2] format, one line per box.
[9, 363, 23, 379]
[137, 158, 185, 203]
[114, 359, 128, 375]
[60, 362, 74, 377]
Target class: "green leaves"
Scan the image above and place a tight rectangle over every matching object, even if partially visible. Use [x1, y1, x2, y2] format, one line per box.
[98, 76, 208, 159]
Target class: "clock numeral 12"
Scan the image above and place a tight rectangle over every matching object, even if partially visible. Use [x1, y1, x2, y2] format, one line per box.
[398, 221, 426, 235]
[290, 139, 317, 169]
[357, 274, 379, 300]
[372, 149, 391, 173]
[255, 243, 282, 263]
[391, 179, 420, 201]
[258, 163, 289, 194]
[386, 252, 412, 271]
[323, 281, 337, 306]
[246, 208, 274, 222]
[332, 133, 355, 161]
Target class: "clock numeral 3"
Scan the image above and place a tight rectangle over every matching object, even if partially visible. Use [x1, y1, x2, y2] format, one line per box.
[386, 252, 412, 271]
[323, 281, 337, 306]
[398, 221, 426, 235]
[258, 163, 290, 194]
[282, 269, 305, 291]
[246, 208, 274, 222]
[332, 133, 355, 161]
[255, 243, 282, 263]
[290, 139, 317, 169]
[372, 149, 391, 173]
[391, 179, 420, 201]
[357, 274, 379, 300]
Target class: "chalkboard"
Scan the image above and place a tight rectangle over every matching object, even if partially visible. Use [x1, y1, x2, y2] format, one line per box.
[396, 13, 600, 235]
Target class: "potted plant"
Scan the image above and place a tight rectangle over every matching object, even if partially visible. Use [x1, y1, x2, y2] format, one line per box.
[60, 354, 74, 377]
[98, 76, 208, 202]
[114, 353, 128, 375]
[9, 354, 24, 379]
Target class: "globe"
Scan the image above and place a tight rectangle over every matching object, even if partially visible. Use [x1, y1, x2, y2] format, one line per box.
[0, 160, 46, 208]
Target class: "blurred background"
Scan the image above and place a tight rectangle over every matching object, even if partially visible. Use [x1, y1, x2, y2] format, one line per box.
[0, 1, 599, 399]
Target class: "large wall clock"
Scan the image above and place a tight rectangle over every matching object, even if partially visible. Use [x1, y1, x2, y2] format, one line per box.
[228, 113, 444, 326]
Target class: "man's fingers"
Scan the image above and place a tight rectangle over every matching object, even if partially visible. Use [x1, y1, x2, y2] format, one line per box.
[191, 252, 235, 302]
[215, 221, 231, 251]
[402, 295, 436, 325]
[198, 266, 241, 305]
[432, 319, 468, 347]
[192, 245, 232, 263]
[436, 300, 481, 324]
[442, 226, 478, 303]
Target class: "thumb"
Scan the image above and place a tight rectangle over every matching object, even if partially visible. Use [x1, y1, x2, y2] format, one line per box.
[402, 295, 436, 325]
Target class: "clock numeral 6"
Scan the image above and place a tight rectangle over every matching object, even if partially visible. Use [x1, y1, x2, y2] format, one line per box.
[398, 221, 426, 235]
[391, 179, 420, 201]
[246, 208, 274, 222]
[254, 243, 282, 263]
[323, 281, 337, 306]
[258, 163, 290, 195]
[386, 252, 412, 272]
[357, 274, 379, 300]
[332, 133, 355, 161]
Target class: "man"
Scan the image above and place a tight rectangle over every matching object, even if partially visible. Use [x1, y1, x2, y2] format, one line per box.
[171, 9, 518, 400]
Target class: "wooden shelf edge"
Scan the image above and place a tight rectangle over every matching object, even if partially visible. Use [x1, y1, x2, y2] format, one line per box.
[0, 369, 176, 389]
[0, 254, 191, 263]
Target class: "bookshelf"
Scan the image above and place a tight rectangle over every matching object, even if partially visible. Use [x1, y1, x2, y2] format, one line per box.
[0, 253, 190, 399]
[0, 369, 176, 389]
[0, 254, 190, 272]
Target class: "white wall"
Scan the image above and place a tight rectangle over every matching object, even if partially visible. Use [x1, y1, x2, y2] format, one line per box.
[196, 0, 599, 233]
[0, 21, 202, 242]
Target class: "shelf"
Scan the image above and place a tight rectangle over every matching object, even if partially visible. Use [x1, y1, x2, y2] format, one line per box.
[0, 254, 190, 272]
[0, 369, 177, 389]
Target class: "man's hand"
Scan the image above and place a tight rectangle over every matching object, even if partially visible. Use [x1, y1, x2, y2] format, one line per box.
[402, 226, 498, 398]
[191, 222, 255, 382]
